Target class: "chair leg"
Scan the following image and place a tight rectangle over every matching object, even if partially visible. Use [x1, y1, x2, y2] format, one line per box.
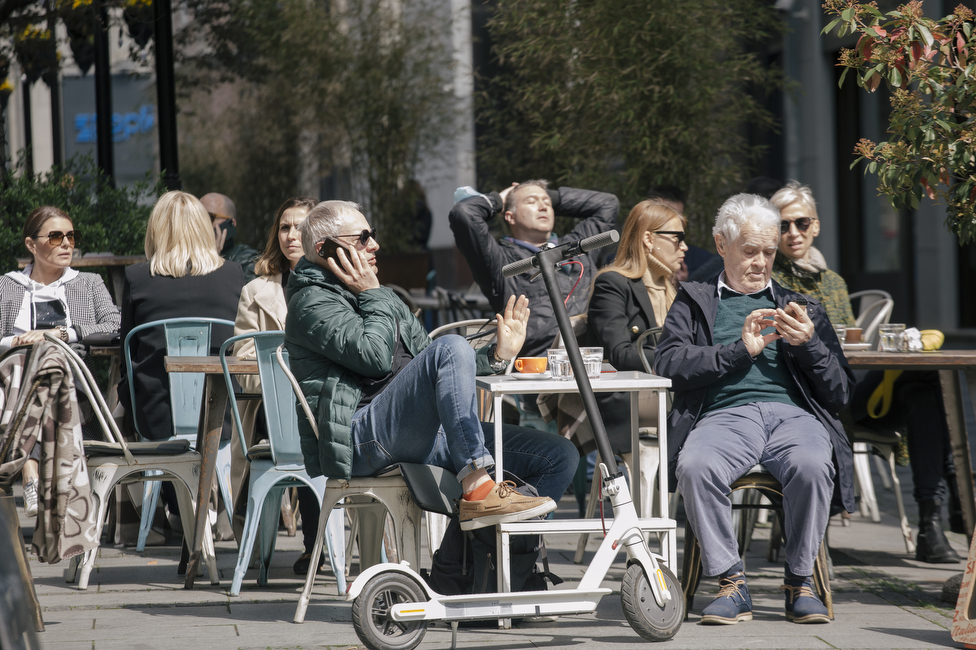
[813, 537, 833, 619]
[680, 518, 702, 620]
[295, 493, 335, 623]
[231, 489, 265, 596]
[215, 440, 236, 532]
[257, 488, 284, 588]
[886, 449, 916, 553]
[853, 443, 880, 522]
[873, 454, 892, 490]
[281, 488, 298, 537]
[169, 467, 219, 584]
[0, 494, 44, 632]
[426, 512, 449, 557]
[136, 473, 163, 551]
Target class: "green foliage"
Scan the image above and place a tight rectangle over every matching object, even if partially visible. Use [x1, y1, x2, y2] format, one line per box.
[0, 154, 165, 272]
[824, 0, 976, 243]
[177, 0, 456, 253]
[477, 0, 784, 243]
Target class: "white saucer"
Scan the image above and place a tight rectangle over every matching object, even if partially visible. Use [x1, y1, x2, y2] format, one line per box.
[843, 343, 873, 351]
[511, 372, 551, 380]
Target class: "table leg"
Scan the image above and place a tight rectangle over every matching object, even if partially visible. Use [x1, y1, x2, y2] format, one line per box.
[940, 370, 976, 540]
[630, 390, 641, 518]
[184, 374, 227, 588]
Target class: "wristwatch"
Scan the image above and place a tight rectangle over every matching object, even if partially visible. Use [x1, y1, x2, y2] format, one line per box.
[486, 344, 510, 373]
[57, 325, 68, 342]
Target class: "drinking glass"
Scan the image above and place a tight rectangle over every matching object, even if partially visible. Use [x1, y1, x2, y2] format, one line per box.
[579, 346, 604, 379]
[547, 349, 572, 380]
[832, 324, 847, 345]
[879, 323, 906, 352]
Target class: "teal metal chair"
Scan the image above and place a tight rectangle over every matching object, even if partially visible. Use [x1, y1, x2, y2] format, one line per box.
[124, 317, 237, 551]
[220, 332, 346, 595]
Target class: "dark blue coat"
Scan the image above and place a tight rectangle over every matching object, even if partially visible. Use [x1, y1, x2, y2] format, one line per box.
[654, 276, 856, 513]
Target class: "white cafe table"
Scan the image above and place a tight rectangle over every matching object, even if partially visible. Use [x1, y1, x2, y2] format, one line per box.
[476, 370, 675, 610]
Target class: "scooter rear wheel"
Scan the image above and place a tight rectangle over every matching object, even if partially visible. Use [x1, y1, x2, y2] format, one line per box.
[351, 572, 428, 650]
[621, 562, 684, 641]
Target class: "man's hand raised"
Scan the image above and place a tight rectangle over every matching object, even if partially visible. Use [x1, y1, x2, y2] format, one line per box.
[327, 246, 380, 295]
[494, 294, 530, 362]
[742, 309, 780, 357]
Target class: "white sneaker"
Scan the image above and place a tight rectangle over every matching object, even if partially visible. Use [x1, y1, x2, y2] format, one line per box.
[23, 479, 38, 517]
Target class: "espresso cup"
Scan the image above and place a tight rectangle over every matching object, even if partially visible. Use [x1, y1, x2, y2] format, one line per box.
[845, 328, 862, 344]
[514, 357, 547, 374]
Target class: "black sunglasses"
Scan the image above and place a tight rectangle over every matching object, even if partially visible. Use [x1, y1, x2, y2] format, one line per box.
[780, 217, 814, 234]
[34, 230, 80, 246]
[655, 230, 686, 244]
[333, 228, 377, 246]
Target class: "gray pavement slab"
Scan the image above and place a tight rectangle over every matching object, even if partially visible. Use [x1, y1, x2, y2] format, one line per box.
[14, 460, 972, 649]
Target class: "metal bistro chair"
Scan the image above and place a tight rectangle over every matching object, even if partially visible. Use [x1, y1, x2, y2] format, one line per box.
[123, 317, 237, 552]
[277, 345, 424, 624]
[42, 335, 218, 590]
[220, 332, 347, 596]
[845, 290, 912, 552]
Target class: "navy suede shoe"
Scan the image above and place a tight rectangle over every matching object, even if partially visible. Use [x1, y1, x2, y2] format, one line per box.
[782, 576, 830, 623]
[700, 572, 752, 624]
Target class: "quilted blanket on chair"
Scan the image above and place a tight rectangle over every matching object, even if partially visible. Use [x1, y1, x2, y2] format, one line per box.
[0, 342, 98, 563]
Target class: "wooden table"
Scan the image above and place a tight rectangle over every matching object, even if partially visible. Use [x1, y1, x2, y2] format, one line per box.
[164, 355, 257, 588]
[18, 254, 145, 304]
[844, 349, 976, 537]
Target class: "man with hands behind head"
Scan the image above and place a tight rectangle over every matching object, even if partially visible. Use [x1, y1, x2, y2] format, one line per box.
[285, 201, 578, 530]
[654, 194, 855, 626]
[450, 181, 618, 357]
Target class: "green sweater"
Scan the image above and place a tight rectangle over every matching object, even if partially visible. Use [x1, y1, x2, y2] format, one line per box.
[703, 288, 805, 415]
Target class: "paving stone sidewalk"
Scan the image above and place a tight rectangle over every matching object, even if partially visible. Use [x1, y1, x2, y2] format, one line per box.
[18, 461, 971, 650]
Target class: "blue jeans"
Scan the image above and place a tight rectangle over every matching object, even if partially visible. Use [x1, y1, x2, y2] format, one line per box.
[676, 402, 834, 577]
[350, 336, 578, 502]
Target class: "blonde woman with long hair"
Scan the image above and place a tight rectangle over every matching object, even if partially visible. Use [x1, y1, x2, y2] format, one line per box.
[586, 200, 687, 453]
[118, 191, 244, 443]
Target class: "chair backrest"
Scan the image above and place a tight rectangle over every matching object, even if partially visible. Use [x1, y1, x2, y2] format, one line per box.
[635, 326, 664, 375]
[220, 331, 304, 466]
[42, 335, 136, 465]
[429, 318, 497, 343]
[849, 290, 893, 348]
[124, 317, 234, 439]
[276, 344, 321, 440]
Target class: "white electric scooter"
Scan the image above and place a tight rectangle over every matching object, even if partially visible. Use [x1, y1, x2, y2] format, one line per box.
[346, 231, 685, 650]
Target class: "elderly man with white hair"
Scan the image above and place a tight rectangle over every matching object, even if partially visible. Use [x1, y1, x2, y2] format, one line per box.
[655, 194, 855, 625]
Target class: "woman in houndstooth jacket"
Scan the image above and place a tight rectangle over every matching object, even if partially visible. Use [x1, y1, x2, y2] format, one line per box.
[0, 205, 120, 516]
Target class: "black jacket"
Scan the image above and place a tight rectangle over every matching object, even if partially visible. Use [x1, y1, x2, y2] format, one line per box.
[118, 261, 244, 440]
[654, 277, 856, 513]
[449, 187, 618, 356]
[587, 271, 659, 453]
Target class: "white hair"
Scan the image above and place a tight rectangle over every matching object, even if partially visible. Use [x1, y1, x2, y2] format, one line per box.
[769, 180, 819, 220]
[300, 200, 363, 258]
[713, 193, 781, 243]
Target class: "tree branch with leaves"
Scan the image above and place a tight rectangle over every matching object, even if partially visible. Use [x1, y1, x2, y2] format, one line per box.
[824, 0, 976, 243]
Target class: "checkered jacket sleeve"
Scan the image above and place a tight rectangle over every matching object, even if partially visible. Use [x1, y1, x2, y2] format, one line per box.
[65, 272, 121, 339]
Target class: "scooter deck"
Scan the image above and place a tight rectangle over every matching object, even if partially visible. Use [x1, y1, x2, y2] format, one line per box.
[392, 587, 614, 622]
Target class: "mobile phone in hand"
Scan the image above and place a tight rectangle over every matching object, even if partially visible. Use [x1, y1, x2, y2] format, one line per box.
[318, 237, 348, 264]
[788, 298, 808, 317]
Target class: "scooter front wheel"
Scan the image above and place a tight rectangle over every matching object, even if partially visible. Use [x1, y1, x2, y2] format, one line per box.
[621, 562, 684, 641]
[351, 572, 428, 650]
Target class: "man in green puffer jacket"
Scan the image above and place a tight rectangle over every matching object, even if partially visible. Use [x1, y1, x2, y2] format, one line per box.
[285, 201, 578, 531]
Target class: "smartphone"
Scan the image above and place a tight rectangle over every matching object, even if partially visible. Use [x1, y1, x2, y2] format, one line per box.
[789, 298, 808, 317]
[318, 236, 348, 264]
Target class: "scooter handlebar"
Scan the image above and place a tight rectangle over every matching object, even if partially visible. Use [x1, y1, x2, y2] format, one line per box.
[501, 230, 619, 278]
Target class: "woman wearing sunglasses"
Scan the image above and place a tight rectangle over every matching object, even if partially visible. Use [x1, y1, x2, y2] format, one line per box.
[0, 205, 120, 516]
[770, 181, 856, 327]
[770, 180, 963, 564]
[583, 200, 687, 454]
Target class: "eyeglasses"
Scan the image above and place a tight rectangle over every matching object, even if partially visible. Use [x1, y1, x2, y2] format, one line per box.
[780, 217, 814, 234]
[34, 230, 80, 247]
[655, 231, 686, 244]
[333, 228, 377, 246]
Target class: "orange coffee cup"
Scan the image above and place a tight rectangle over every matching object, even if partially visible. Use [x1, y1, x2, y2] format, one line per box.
[514, 357, 547, 373]
[845, 328, 862, 344]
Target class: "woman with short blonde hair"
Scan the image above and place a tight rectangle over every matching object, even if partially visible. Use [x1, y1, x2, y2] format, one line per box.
[118, 190, 244, 446]
[145, 191, 224, 277]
